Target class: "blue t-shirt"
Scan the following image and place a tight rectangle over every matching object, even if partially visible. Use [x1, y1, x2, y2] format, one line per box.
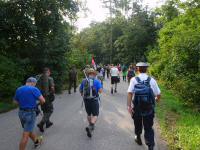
[80, 78, 102, 94]
[14, 85, 42, 109]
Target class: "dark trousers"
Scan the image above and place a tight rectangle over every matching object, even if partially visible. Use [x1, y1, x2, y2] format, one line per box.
[40, 102, 53, 124]
[132, 113, 155, 147]
[68, 79, 77, 93]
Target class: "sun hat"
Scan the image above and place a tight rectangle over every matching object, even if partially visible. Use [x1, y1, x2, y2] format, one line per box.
[136, 62, 149, 67]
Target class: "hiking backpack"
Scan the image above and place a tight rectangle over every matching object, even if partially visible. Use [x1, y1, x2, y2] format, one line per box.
[83, 79, 99, 99]
[133, 76, 155, 116]
[128, 69, 135, 78]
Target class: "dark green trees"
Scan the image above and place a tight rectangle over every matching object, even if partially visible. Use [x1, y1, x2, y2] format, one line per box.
[0, 0, 79, 96]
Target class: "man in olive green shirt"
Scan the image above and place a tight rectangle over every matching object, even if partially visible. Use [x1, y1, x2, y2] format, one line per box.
[37, 68, 55, 132]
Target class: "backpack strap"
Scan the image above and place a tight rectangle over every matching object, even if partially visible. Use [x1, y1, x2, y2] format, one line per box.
[135, 77, 141, 83]
[135, 76, 151, 85]
[145, 76, 151, 86]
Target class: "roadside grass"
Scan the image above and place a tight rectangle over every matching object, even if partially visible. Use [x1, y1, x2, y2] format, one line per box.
[156, 85, 200, 150]
[0, 100, 17, 113]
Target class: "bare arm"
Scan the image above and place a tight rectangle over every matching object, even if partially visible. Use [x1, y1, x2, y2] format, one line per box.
[156, 94, 161, 103]
[38, 95, 45, 105]
[99, 88, 103, 94]
[127, 92, 133, 114]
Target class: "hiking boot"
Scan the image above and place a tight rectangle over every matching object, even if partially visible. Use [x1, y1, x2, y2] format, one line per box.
[34, 136, 43, 148]
[85, 126, 92, 138]
[111, 88, 113, 94]
[37, 123, 44, 133]
[46, 121, 53, 128]
[148, 145, 154, 150]
[135, 135, 142, 145]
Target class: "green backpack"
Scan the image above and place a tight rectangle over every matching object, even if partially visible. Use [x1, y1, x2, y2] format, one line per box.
[36, 74, 50, 96]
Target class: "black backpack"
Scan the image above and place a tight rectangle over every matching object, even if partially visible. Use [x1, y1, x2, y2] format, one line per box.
[133, 77, 155, 116]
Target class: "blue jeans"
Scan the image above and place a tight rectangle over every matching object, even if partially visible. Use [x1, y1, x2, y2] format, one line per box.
[18, 110, 36, 132]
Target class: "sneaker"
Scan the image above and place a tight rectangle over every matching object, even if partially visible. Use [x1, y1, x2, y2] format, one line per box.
[85, 127, 92, 138]
[135, 135, 142, 145]
[37, 123, 44, 133]
[34, 136, 43, 148]
[46, 122, 53, 128]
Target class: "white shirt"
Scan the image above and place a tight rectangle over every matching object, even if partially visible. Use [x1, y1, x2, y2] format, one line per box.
[110, 67, 119, 77]
[127, 73, 161, 96]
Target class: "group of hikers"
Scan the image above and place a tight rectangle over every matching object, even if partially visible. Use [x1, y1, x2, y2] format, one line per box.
[14, 68, 55, 150]
[13, 62, 161, 150]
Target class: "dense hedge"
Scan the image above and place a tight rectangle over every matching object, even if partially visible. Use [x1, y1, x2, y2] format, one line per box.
[0, 56, 25, 98]
[148, 8, 200, 106]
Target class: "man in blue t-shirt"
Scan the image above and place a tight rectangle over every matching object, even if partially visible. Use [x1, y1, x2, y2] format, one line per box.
[14, 77, 45, 150]
[80, 68, 103, 138]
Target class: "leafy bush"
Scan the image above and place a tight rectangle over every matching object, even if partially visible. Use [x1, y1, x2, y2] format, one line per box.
[148, 8, 200, 106]
[0, 56, 24, 98]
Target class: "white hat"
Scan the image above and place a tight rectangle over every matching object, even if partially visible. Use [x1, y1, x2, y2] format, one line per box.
[136, 62, 149, 67]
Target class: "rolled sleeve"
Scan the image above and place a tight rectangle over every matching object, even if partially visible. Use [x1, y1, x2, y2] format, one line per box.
[150, 78, 161, 96]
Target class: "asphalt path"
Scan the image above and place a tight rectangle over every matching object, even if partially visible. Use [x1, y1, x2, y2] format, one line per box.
[0, 78, 167, 150]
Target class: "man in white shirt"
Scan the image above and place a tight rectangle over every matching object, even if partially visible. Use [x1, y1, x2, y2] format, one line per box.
[110, 64, 120, 94]
[127, 62, 161, 150]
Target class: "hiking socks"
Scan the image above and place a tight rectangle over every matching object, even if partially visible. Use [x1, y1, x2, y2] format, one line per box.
[34, 136, 43, 148]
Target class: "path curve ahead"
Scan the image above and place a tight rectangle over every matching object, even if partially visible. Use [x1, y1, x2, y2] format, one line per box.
[0, 78, 167, 150]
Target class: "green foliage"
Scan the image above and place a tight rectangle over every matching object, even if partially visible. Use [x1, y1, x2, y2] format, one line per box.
[74, 2, 157, 64]
[0, 102, 17, 113]
[0, 0, 79, 94]
[0, 56, 25, 97]
[156, 85, 200, 150]
[148, 6, 200, 106]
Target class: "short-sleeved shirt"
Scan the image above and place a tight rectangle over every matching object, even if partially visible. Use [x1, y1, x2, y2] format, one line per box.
[14, 85, 42, 109]
[80, 78, 102, 94]
[127, 73, 161, 96]
[110, 67, 119, 77]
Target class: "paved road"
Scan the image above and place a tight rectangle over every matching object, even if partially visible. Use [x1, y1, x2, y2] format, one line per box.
[0, 78, 167, 150]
